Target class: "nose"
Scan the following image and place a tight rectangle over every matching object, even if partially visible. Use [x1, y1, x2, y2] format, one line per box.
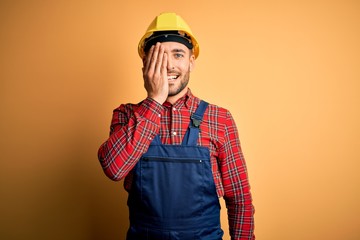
[167, 56, 174, 71]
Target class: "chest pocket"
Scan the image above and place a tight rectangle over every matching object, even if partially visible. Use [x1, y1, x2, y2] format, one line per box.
[136, 153, 208, 219]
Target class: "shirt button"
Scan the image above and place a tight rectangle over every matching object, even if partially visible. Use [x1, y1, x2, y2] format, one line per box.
[158, 114, 161, 118]
[172, 131, 177, 136]
[173, 107, 177, 111]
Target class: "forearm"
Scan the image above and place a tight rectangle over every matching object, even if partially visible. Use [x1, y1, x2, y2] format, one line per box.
[98, 98, 163, 181]
[220, 111, 255, 239]
[226, 192, 255, 240]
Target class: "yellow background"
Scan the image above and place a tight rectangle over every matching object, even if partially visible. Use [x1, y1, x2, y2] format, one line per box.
[1, 0, 359, 239]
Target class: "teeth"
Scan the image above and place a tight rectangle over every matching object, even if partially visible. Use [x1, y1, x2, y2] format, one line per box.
[168, 75, 177, 80]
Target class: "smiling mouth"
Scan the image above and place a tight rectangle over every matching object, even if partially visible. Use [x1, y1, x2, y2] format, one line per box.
[167, 75, 179, 81]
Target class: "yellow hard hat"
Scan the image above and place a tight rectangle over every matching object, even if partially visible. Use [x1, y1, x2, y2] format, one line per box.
[138, 12, 199, 59]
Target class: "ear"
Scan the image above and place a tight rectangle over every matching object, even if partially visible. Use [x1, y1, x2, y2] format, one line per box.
[142, 57, 146, 66]
[189, 54, 195, 72]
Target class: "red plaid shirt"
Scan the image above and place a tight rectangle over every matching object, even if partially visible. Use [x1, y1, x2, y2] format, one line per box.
[98, 89, 255, 239]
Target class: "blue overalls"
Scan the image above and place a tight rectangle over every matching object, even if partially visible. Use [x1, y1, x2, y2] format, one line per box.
[126, 101, 223, 240]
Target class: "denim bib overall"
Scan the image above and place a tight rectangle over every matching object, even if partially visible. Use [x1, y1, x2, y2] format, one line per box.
[126, 101, 223, 240]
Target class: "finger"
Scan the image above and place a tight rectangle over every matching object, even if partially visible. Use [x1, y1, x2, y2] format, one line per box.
[161, 52, 168, 77]
[148, 42, 161, 75]
[154, 44, 165, 74]
[143, 45, 155, 75]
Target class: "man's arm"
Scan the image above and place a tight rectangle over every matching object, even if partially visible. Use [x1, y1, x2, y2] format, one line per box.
[98, 98, 163, 181]
[98, 43, 169, 181]
[219, 111, 255, 239]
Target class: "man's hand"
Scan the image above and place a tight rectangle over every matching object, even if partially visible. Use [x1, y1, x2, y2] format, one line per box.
[143, 42, 168, 104]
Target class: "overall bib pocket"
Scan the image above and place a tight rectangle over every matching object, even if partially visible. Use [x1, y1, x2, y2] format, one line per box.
[138, 156, 206, 218]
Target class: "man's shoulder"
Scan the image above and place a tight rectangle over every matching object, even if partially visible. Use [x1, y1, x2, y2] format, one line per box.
[192, 93, 229, 115]
[200, 99, 231, 118]
[112, 102, 137, 114]
[112, 98, 164, 120]
[113, 99, 150, 112]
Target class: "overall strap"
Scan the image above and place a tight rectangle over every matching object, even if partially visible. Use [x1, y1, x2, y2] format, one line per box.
[182, 100, 209, 146]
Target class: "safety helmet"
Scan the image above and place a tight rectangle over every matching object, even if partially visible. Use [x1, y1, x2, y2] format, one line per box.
[138, 12, 199, 59]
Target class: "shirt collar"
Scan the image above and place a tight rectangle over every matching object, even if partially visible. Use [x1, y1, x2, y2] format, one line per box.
[163, 88, 196, 109]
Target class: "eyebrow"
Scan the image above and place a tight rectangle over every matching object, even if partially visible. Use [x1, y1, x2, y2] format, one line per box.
[171, 48, 186, 53]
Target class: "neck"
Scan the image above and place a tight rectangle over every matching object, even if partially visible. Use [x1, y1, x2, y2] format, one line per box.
[166, 87, 188, 105]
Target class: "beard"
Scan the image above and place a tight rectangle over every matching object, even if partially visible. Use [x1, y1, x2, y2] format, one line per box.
[168, 68, 190, 97]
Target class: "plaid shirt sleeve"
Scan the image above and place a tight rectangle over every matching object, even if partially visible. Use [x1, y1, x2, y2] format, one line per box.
[98, 98, 163, 181]
[219, 110, 255, 240]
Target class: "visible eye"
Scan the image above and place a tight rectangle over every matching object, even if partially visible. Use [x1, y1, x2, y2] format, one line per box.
[174, 53, 184, 59]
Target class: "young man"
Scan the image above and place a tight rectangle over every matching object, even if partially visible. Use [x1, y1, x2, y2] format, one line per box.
[98, 12, 255, 240]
